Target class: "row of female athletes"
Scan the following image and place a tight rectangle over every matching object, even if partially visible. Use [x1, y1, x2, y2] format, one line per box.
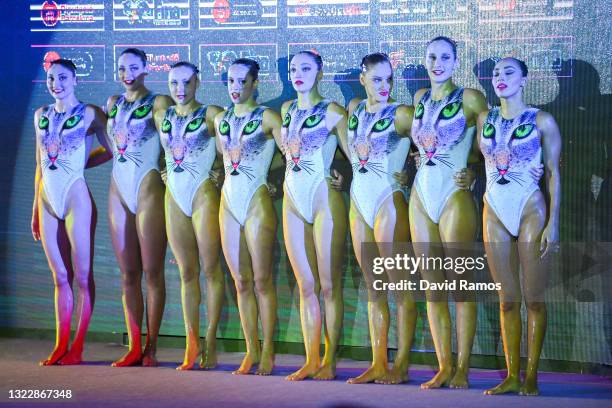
[33, 35, 560, 396]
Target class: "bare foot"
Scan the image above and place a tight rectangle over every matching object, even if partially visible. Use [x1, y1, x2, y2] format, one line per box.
[449, 369, 469, 389]
[111, 349, 143, 367]
[519, 377, 539, 396]
[141, 350, 158, 367]
[347, 364, 387, 384]
[421, 368, 453, 389]
[313, 361, 336, 380]
[255, 348, 274, 376]
[57, 347, 82, 365]
[39, 347, 68, 366]
[200, 338, 217, 370]
[142, 343, 158, 367]
[285, 362, 319, 381]
[484, 376, 521, 395]
[177, 345, 201, 371]
[233, 352, 259, 375]
[376, 365, 408, 385]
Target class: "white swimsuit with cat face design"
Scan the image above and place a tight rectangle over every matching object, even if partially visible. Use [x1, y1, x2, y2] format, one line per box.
[107, 93, 160, 214]
[411, 87, 475, 224]
[160, 105, 215, 217]
[218, 105, 275, 226]
[481, 107, 542, 237]
[37, 103, 92, 219]
[348, 101, 410, 229]
[281, 100, 336, 224]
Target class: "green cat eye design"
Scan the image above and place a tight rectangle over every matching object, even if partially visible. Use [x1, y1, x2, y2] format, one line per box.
[282, 113, 291, 127]
[512, 124, 534, 139]
[482, 123, 495, 139]
[303, 114, 323, 129]
[161, 119, 172, 133]
[373, 117, 392, 132]
[243, 119, 261, 135]
[131, 104, 152, 119]
[219, 120, 230, 136]
[38, 116, 49, 130]
[348, 115, 358, 131]
[414, 103, 424, 120]
[109, 104, 118, 119]
[63, 115, 82, 129]
[439, 102, 461, 120]
[187, 117, 204, 132]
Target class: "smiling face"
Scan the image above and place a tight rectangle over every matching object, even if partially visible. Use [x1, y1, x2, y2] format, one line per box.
[424, 40, 458, 84]
[289, 53, 321, 93]
[117, 52, 147, 90]
[169, 66, 199, 105]
[492, 58, 527, 99]
[46, 64, 76, 100]
[361, 61, 393, 104]
[227, 64, 257, 104]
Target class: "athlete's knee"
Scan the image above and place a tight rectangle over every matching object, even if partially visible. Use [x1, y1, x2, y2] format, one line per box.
[179, 266, 200, 285]
[121, 269, 142, 288]
[500, 301, 520, 313]
[525, 301, 546, 313]
[254, 274, 273, 295]
[298, 278, 316, 299]
[319, 280, 338, 302]
[74, 271, 93, 292]
[234, 275, 254, 294]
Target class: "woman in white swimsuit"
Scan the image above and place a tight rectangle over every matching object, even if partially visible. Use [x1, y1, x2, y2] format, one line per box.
[480, 57, 561, 396]
[156, 61, 224, 370]
[106, 48, 173, 367]
[32, 59, 112, 365]
[215, 58, 281, 375]
[343, 53, 416, 385]
[410, 37, 487, 389]
[280, 50, 347, 381]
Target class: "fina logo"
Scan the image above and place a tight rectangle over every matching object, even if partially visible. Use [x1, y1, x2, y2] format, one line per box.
[41, 1, 61, 27]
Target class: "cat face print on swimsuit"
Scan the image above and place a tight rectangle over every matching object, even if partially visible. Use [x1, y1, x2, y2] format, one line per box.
[38, 104, 87, 172]
[281, 101, 329, 174]
[108, 93, 157, 166]
[480, 108, 540, 186]
[411, 88, 466, 169]
[160, 106, 211, 177]
[218, 107, 268, 179]
[348, 103, 398, 177]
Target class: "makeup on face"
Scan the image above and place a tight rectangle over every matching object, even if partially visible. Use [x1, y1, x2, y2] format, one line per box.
[117, 53, 146, 90]
[227, 64, 256, 104]
[363, 62, 393, 104]
[168, 66, 198, 106]
[46, 64, 76, 99]
[425, 40, 457, 84]
[289, 53, 319, 93]
[492, 59, 525, 98]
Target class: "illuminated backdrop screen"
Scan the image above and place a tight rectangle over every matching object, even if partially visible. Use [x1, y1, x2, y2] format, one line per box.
[0, 1, 610, 365]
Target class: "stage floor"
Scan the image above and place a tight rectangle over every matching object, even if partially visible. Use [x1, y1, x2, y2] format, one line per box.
[0, 338, 610, 408]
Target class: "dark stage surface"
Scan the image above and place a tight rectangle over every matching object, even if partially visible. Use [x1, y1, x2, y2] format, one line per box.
[0, 338, 610, 408]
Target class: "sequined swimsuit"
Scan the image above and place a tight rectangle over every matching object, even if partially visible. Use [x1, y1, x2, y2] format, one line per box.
[160, 106, 215, 217]
[218, 105, 275, 225]
[480, 107, 542, 236]
[348, 101, 410, 228]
